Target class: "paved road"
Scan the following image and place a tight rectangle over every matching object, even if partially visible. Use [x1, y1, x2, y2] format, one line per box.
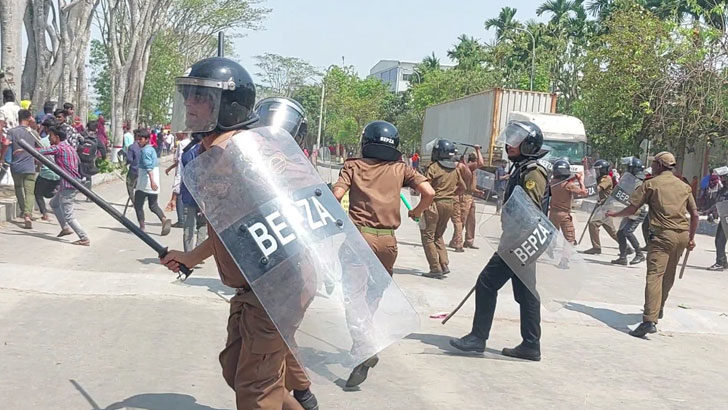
[1, 164, 727, 409]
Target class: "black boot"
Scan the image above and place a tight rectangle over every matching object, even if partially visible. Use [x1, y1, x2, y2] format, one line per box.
[294, 388, 319, 410]
[629, 321, 657, 338]
[502, 343, 541, 361]
[611, 256, 628, 265]
[449, 333, 485, 353]
[630, 254, 645, 265]
[345, 355, 379, 388]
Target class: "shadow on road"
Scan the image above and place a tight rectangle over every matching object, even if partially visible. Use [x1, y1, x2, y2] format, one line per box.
[393, 267, 423, 277]
[0, 228, 63, 242]
[70, 379, 226, 410]
[182, 276, 235, 299]
[564, 302, 641, 333]
[405, 332, 501, 356]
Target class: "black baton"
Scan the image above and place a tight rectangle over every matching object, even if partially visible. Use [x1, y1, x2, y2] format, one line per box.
[18, 139, 193, 280]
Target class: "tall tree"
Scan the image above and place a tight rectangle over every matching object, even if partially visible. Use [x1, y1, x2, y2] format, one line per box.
[484, 7, 521, 38]
[447, 34, 487, 70]
[0, 0, 27, 96]
[254, 53, 320, 97]
[537, 0, 582, 26]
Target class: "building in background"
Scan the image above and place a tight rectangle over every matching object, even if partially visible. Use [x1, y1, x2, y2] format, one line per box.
[368, 60, 454, 93]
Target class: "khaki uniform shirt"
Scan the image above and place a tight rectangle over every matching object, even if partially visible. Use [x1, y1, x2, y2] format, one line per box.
[597, 175, 613, 202]
[629, 170, 697, 231]
[425, 162, 464, 200]
[467, 162, 479, 193]
[457, 162, 473, 195]
[334, 158, 428, 229]
[550, 178, 580, 213]
[522, 165, 548, 208]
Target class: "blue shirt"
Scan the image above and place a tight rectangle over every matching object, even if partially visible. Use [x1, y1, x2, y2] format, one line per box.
[180, 143, 201, 206]
[126, 142, 141, 177]
[139, 144, 158, 171]
[495, 166, 508, 191]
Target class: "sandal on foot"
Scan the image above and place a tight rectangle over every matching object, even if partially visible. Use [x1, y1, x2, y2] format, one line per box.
[72, 239, 91, 246]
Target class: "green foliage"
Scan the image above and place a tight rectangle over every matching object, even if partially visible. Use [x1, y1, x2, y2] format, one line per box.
[139, 32, 185, 125]
[89, 39, 111, 116]
[254, 53, 320, 97]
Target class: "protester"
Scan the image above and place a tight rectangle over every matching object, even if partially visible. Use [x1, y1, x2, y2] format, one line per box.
[122, 125, 134, 152]
[165, 132, 191, 228]
[73, 117, 85, 134]
[97, 115, 109, 149]
[54, 108, 81, 147]
[125, 132, 141, 205]
[34, 117, 61, 221]
[133, 128, 171, 235]
[1, 109, 39, 228]
[494, 160, 508, 214]
[38, 124, 90, 245]
[63, 102, 75, 123]
[0, 89, 21, 130]
[179, 143, 207, 252]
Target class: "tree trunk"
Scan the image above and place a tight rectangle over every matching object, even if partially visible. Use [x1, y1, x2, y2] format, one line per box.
[21, 1, 36, 100]
[0, 0, 27, 96]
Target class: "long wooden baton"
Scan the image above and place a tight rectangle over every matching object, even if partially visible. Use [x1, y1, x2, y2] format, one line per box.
[679, 249, 691, 279]
[578, 202, 600, 245]
[18, 139, 193, 280]
[442, 286, 475, 325]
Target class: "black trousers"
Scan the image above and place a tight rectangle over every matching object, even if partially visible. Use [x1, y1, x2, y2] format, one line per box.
[716, 222, 727, 266]
[472, 253, 541, 349]
[133, 190, 165, 226]
[641, 217, 650, 245]
[34, 176, 60, 215]
[618, 212, 646, 257]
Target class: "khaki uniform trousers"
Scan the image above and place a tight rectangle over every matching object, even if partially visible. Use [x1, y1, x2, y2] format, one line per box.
[550, 210, 576, 244]
[644, 229, 689, 323]
[462, 194, 476, 247]
[220, 290, 307, 410]
[361, 231, 398, 275]
[589, 217, 618, 249]
[449, 195, 464, 248]
[423, 199, 454, 272]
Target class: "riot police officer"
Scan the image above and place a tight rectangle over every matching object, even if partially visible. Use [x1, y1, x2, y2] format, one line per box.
[450, 121, 549, 361]
[705, 174, 728, 271]
[608, 152, 698, 338]
[254, 96, 308, 146]
[612, 157, 647, 265]
[333, 120, 435, 387]
[583, 159, 622, 255]
[422, 139, 465, 278]
[549, 159, 586, 245]
[160, 57, 318, 410]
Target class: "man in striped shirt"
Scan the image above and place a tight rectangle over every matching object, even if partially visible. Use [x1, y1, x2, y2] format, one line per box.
[38, 123, 89, 245]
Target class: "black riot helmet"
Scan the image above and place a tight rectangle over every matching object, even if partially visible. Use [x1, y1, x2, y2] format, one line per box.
[593, 159, 611, 178]
[498, 121, 544, 158]
[620, 156, 643, 175]
[361, 120, 401, 161]
[552, 159, 571, 179]
[254, 97, 308, 147]
[432, 139, 458, 169]
[171, 57, 257, 134]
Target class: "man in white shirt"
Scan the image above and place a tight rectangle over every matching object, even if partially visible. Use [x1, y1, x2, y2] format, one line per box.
[165, 132, 191, 227]
[0, 89, 20, 130]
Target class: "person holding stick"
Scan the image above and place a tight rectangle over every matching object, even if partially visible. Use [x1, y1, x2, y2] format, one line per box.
[607, 152, 698, 338]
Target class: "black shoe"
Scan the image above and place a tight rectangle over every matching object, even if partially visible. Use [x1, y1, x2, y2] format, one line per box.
[626, 247, 634, 256]
[454, 247, 465, 253]
[442, 265, 451, 275]
[345, 355, 379, 388]
[659, 309, 664, 320]
[464, 244, 479, 249]
[502, 343, 541, 361]
[611, 256, 628, 265]
[707, 263, 726, 271]
[449, 333, 485, 353]
[630, 254, 645, 265]
[294, 389, 319, 410]
[629, 321, 657, 338]
[581, 248, 601, 255]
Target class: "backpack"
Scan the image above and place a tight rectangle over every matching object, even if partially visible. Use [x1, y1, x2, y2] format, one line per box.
[77, 137, 99, 176]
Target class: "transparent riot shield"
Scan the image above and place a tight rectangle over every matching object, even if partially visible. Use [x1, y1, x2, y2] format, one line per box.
[475, 169, 495, 198]
[583, 168, 598, 198]
[183, 127, 419, 380]
[716, 201, 728, 238]
[590, 172, 641, 226]
[477, 186, 585, 311]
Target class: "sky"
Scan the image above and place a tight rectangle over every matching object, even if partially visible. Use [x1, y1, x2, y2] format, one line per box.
[233, 0, 546, 80]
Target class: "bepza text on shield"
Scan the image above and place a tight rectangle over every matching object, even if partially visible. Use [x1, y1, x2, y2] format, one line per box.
[513, 223, 551, 264]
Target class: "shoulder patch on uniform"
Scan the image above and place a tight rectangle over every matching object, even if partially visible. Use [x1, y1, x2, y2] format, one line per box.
[525, 180, 536, 190]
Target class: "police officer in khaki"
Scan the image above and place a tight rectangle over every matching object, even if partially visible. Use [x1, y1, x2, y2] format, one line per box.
[463, 149, 485, 248]
[549, 159, 586, 245]
[607, 151, 698, 338]
[333, 120, 434, 387]
[583, 159, 622, 255]
[448, 156, 471, 252]
[422, 139, 465, 278]
[161, 58, 318, 410]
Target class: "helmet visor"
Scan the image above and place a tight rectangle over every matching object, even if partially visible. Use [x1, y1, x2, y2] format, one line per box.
[497, 123, 531, 148]
[255, 101, 305, 142]
[620, 157, 632, 166]
[171, 78, 223, 133]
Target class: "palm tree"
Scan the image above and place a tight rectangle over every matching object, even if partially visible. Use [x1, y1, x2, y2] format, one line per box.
[587, 0, 613, 19]
[447, 34, 486, 70]
[484, 7, 521, 38]
[537, 0, 581, 25]
[421, 52, 440, 71]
